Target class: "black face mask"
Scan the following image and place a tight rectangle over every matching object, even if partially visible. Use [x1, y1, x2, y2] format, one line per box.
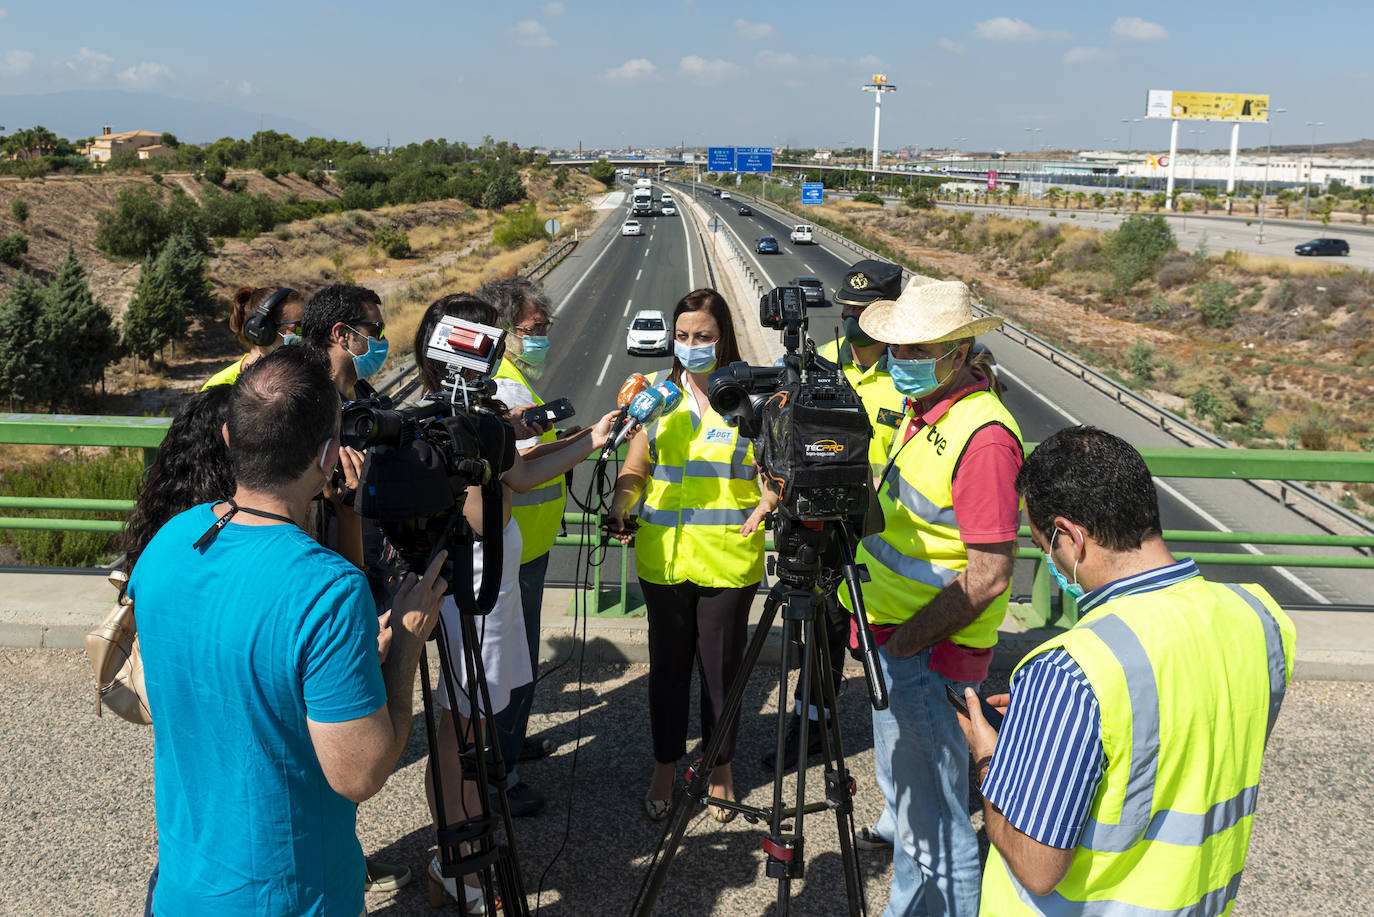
[843, 314, 875, 347]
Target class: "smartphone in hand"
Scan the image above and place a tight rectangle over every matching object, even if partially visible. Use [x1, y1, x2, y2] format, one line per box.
[945, 684, 1004, 730]
[523, 398, 575, 429]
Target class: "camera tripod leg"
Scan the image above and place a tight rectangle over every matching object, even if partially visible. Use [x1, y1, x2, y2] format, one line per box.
[629, 589, 784, 916]
[426, 612, 531, 916]
[807, 613, 866, 917]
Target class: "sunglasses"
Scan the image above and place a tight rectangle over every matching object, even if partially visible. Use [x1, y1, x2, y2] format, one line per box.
[345, 320, 386, 340]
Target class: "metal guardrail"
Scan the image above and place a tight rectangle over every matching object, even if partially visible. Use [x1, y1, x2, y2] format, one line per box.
[725, 184, 1374, 539]
[525, 237, 579, 283]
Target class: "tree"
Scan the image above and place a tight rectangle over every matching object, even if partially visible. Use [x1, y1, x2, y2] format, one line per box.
[1277, 189, 1295, 218]
[0, 273, 55, 407]
[1090, 192, 1106, 211]
[203, 162, 227, 186]
[94, 185, 172, 259]
[0, 233, 28, 266]
[10, 199, 28, 224]
[1072, 190, 1087, 209]
[1045, 187, 1063, 209]
[42, 242, 121, 403]
[1109, 214, 1176, 295]
[588, 158, 616, 187]
[122, 227, 212, 362]
[1199, 185, 1219, 214]
[159, 132, 180, 149]
[1149, 192, 1167, 212]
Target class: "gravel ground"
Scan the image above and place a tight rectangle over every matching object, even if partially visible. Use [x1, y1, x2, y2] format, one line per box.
[0, 649, 1369, 916]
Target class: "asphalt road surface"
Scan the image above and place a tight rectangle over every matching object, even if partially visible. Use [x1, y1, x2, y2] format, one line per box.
[4, 649, 1369, 915]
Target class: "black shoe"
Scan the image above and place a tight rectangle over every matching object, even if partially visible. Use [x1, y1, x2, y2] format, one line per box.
[519, 737, 555, 762]
[502, 780, 547, 818]
[760, 714, 824, 771]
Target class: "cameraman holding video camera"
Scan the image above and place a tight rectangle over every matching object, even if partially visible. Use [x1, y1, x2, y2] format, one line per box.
[839, 279, 1023, 917]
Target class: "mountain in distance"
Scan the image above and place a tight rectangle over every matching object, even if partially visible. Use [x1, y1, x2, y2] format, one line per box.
[0, 90, 326, 143]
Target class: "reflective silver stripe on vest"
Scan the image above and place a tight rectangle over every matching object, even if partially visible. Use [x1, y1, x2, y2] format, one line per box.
[1004, 856, 1244, 916]
[861, 534, 962, 590]
[652, 465, 684, 484]
[511, 481, 564, 507]
[1222, 583, 1289, 743]
[685, 459, 757, 480]
[640, 506, 756, 528]
[881, 464, 959, 529]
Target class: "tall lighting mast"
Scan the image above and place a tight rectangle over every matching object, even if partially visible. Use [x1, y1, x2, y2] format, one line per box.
[861, 74, 897, 172]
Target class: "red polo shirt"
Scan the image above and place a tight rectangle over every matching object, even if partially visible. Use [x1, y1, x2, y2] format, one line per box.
[861, 371, 1023, 682]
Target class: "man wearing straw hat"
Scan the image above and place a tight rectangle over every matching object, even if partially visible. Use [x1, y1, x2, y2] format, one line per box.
[839, 279, 1024, 917]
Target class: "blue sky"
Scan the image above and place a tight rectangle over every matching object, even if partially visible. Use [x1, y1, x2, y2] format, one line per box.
[2, 1, 1369, 152]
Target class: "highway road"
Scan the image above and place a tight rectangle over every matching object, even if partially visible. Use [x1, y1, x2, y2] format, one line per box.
[476, 178, 1365, 612]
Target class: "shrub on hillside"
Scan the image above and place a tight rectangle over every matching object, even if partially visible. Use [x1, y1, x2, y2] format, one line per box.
[588, 158, 616, 187]
[0, 232, 28, 266]
[852, 192, 885, 205]
[492, 202, 548, 249]
[10, 199, 28, 224]
[1108, 214, 1176, 295]
[1194, 280, 1239, 328]
[373, 225, 412, 259]
[203, 163, 227, 186]
[1155, 251, 1206, 289]
[95, 186, 172, 259]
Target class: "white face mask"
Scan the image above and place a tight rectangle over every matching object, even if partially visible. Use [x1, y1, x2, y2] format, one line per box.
[318, 438, 335, 474]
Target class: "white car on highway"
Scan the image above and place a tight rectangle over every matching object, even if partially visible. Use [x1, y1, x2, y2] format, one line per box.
[720, 190, 732, 200]
[660, 202, 677, 216]
[790, 224, 814, 244]
[626, 310, 670, 355]
[621, 219, 643, 236]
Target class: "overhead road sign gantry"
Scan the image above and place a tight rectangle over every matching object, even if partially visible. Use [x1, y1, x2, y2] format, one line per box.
[708, 147, 736, 172]
[735, 147, 774, 173]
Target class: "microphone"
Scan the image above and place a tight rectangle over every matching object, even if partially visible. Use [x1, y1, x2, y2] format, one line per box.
[617, 373, 650, 407]
[654, 380, 683, 415]
[602, 386, 666, 458]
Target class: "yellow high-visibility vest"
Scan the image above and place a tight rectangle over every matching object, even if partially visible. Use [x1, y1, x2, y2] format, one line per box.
[634, 371, 764, 588]
[494, 358, 565, 563]
[202, 357, 246, 390]
[816, 337, 906, 474]
[840, 387, 1022, 647]
[981, 577, 1295, 916]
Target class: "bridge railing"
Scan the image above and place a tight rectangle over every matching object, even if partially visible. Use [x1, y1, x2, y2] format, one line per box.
[4, 414, 1373, 624]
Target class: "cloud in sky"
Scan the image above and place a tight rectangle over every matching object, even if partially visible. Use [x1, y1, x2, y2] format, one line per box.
[756, 50, 798, 70]
[937, 37, 967, 54]
[732, 19, 775, 40]
[1063, 46, 1113, 64]
[237, 80, 254, 96]
[679, 55, 741, 85]
[974, 17, 1069, 42]
[541, 0, 564, 15]
[1110, 17, 1169, 41]
[64, 46, 114, 79]
[117, 61, 170, 86]
[0, 9, 8, 19]
[604, 58, 655, 82]
[512, 19, 555, 49]
[2, 49, 35, 76]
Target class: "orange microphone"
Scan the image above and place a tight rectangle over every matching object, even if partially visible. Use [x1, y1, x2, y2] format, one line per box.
[618, 373, 649, 406]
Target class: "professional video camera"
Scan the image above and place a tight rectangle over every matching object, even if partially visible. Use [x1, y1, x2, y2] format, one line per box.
[707, 285, 874, 522]
[342, 315, 516, 586]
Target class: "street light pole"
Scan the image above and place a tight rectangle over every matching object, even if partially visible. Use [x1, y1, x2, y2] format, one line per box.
[1024, 128, 1041, 200]
[861, 75, 898, 172]
[1258, 107, 1286, 244]
[1304, 120, 1324, 221]
[1187, 129, 1206, 191]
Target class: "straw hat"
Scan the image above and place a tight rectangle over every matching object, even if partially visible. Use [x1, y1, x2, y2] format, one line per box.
[857, 279, 1003, 345]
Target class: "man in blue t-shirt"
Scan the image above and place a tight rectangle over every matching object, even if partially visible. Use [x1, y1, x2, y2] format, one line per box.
[130, 347, 447, 917]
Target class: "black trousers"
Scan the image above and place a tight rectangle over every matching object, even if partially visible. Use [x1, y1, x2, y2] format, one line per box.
[641, 579, 757, 766]
[789, 592, 850, 717]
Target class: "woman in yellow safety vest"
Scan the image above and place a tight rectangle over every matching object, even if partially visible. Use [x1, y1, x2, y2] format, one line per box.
[609, 289, 773, 823]
[202, 286, 304, 389]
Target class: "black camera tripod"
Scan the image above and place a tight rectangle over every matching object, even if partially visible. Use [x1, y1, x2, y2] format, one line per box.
[414, 498, 531, 916]
[630, 515, 887, 917]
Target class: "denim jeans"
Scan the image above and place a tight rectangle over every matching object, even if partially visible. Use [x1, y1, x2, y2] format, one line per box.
[493, 551, 550, 785]
[872, 644, 981, 917]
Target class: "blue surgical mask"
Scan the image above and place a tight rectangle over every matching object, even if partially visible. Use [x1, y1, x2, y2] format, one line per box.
[675, 340, 717, 374]
[280, 332, 302, 347]
[888, 344, 957, 399]
[518, 334, 550, 367]
[1045, 528, 1085, 599]
[347, 327, 389, 379]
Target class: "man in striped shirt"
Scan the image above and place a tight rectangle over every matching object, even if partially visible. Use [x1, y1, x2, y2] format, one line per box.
[956, 426, 1294, 914]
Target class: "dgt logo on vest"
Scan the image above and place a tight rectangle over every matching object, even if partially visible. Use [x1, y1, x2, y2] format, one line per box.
[925, 424, 947, 456]
[804, 438, 848, 460]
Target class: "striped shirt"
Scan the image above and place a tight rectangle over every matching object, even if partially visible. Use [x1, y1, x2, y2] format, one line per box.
[980, 558, 1202, 849]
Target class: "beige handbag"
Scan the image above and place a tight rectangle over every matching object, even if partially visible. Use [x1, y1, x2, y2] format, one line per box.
[84, 570, 152, 726]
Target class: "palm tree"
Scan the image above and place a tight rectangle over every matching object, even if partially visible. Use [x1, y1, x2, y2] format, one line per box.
[1277, 189, 1296, 218]
[1046, 187, 1063, 210]
[1149, 191, 1167, 211]
[1090, 192, 1106, 211]
[1357, 192, 1372, 225]
[1199, 186, 1218, 214]
[1108, 191, 1124, 211]
[1251, 191, 1263, 216]
[1072, 191, 1087, 210]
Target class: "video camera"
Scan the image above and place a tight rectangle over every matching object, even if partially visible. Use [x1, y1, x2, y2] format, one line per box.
[707, 286, 874, 523]
[342, 315, 517, 595]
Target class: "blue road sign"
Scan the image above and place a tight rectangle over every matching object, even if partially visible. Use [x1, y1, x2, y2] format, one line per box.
[801, 182, 824, 205]
[736, 147, 774, 173]
[708, 147, 736, 172]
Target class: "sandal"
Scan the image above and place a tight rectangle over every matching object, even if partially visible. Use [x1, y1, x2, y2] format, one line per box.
[709, 797, 737, 824]
[854, 824, 893, 850]
[644, 795, 672, 821]
[428, 856, 498, 914]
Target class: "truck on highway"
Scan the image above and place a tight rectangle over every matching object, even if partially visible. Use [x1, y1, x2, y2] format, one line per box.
[632, 187, 653, 215]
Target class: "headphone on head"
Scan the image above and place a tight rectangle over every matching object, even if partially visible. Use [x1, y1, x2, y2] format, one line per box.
[243, 287, 298, 347]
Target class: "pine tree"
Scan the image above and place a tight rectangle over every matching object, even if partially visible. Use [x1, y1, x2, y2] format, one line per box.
[43, 242, 121, 405]
[122, 255, 174, 363]
[0, 273, 55, 407]
[122, 228, 213, 364]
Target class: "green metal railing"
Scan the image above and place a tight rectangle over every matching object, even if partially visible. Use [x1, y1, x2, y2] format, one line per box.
[4, 414, 1373, 625]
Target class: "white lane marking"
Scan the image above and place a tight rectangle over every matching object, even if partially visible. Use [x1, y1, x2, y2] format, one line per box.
[997, 365, 1328, 604]
[717, 216, 778, 289]
[623, 298, 633, 316]
[636, 268, 642, 281]
[803, 263, 815, 273]
[595, 353, 612, 387]
[644, 248, 650, 257]
[555, 201, 630, 316]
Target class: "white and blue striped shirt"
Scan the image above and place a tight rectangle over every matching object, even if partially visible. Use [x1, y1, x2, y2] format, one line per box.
[980, 558, 1202, 848]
